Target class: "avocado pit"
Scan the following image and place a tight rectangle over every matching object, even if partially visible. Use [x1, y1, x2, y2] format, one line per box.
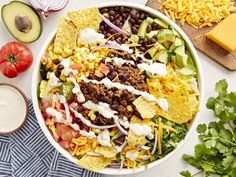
[15, 15, 32, 33]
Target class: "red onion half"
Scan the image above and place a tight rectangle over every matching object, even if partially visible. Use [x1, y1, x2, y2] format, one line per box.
[29, 0, 69, 19]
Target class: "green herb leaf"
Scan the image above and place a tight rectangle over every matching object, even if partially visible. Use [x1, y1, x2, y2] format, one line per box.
[197, 124, 207, 133]
[180, 170, 192, 177]
[215, 79, 228, 96]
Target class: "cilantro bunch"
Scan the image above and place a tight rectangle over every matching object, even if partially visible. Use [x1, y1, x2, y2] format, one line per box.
[180, 79, 236, 177]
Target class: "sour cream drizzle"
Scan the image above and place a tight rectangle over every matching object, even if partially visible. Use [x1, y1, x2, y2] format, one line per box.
[81, 76, 158, 103]
[68, 77, 85, 102]
[83, 101, 118, 119]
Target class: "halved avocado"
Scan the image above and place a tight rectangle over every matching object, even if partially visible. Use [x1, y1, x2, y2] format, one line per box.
[1, 1, 42, 43]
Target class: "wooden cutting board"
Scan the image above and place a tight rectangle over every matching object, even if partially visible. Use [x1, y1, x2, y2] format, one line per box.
[146, 0, 236, 71]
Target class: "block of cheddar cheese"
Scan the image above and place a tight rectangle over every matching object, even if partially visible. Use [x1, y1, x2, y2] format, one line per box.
[206, 14, 236, 52]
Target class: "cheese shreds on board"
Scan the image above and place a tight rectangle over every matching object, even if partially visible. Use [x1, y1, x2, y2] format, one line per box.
[160, 0, 236, 29]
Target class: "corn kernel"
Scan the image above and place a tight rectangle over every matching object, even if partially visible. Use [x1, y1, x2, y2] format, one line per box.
[127, 105, 133, 112]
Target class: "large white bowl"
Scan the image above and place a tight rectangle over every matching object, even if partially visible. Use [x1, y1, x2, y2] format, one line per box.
[32, 2, 204, 175]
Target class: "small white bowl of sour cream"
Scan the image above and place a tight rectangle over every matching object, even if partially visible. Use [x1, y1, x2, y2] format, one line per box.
[0, 84, 28, 135]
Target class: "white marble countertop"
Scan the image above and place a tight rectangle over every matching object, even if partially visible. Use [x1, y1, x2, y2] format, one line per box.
[1, 0, 235, 177]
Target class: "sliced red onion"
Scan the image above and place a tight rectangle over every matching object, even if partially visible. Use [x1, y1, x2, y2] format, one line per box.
[109, 162, 122, 168]
[151, 132, 158, 155]
[29, 0, 69, 18]
[113, 117, 128, 135]
[70, 108, 116, 129]
[101, 15, 129, 36]
[92, 44, 125, 52]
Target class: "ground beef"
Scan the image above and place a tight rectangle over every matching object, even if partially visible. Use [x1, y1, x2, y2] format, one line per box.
[80, 64, 148, 125]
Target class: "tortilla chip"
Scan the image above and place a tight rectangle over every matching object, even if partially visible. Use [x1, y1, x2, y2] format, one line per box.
[54, 17, 77, 56]
[166, 87, 192, 124]
[127, 131, 147, 147]
[189, 94, 199, 115]
[95, 146, 117, 158]
[127, 116, 147, 146]
[76, 144, 91, 156]
[133, 96, 156, 119]
[67, 7, 102, 31]
[78, 155, 112, 172]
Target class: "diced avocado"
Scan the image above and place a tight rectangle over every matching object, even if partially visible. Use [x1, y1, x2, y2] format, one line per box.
[158, 29, 176, 44]
[148, 47, 158, 58]
[169, 37, 184, 52]
[186, 50, 195, 67]
[39, 80, 49, 99]
[138, 20, 150, 37]
[174, 45, 185, 55]
[162, 41, 172, 49]
[146, 17, 154, 24]
[176, 53, 188, 68]
[130, 34, 139, 43]
[154, 18, 169, 29]
[145, 30, 159, 39]
[1, 1, 42, 43]
[176, 66, 197, 76]
[152, 50, 168, 64]
[170, 54, 176, 63]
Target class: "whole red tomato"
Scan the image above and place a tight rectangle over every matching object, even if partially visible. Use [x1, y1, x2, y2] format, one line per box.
[0, 42, 33, 78]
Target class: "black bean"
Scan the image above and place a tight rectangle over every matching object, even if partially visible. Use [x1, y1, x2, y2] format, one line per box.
[142, 38, 148, 44]
[152, 23, 160, 30]
[110, 16, 114, 21]
[153, 34, 157, 39]
[100, 96, 109, 102]
[139, 12, 146, 20]
[124, 53, 131, 59]
[146, 24, 152, 33]
[109, 10, 115, 16]
[100, 8, 108, 14]
[150, 37, 156, 43]
[131, 26, 138, 34]
[138, 19, 142, 24]
[107, 71, 117, 80]
[110, 29, 116, 34]
[129, 18, 135, 24]
[122, 13, 128, 18]
[57, 64, 64, 70]
[52, 59, 60, 65]
[100, 25, 104, 31]
[111, 103, 118, 110]
[130, 11, 137, 19]
[139, 46, 146, 52]
[119, 71, 128, 82]
[55, 70, 61, 78]
[115, 7, 119, 11]
[124, 7, 131, 13]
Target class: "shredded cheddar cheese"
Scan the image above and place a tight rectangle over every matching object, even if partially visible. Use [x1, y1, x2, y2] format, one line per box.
[160, 0, 236, 28]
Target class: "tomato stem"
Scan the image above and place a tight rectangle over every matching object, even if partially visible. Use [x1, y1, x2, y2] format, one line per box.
[7, 54, 18, 63]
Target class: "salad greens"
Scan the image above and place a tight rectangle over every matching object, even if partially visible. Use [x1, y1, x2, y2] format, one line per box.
[180, 79, 236, 177]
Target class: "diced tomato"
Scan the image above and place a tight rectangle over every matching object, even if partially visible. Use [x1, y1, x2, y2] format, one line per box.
[40, 101, 51, 119]
[59, 141, 71, 149]
[70, 63, 82, 73]
[56, 123, 79, 141]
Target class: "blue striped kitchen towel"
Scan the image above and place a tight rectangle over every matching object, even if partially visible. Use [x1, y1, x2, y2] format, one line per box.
[0, 100, 101, 177]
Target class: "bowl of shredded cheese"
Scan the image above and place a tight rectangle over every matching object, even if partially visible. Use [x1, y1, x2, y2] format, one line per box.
[32, 2, 204, 175]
